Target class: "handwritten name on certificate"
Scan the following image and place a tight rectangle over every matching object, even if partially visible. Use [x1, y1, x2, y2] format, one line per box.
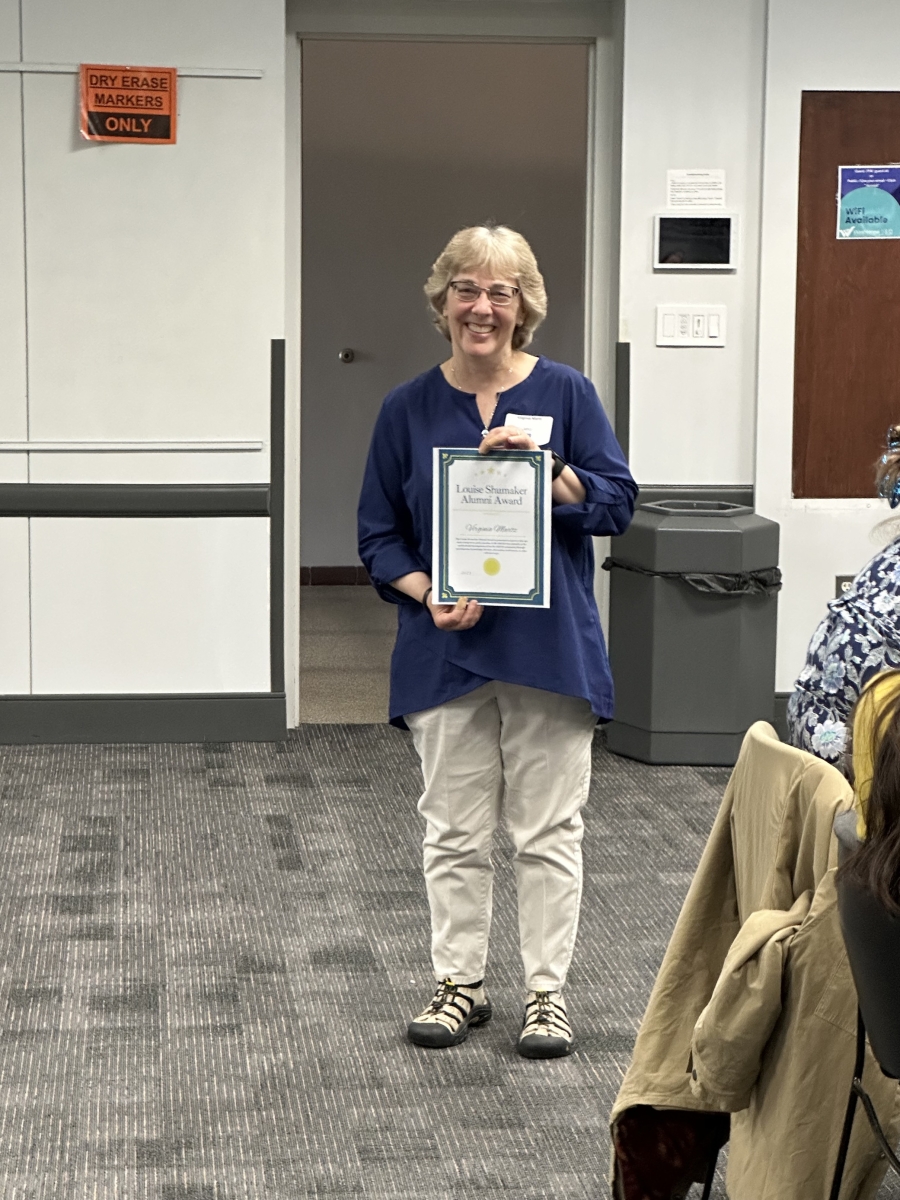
[432, 447, 551, 607]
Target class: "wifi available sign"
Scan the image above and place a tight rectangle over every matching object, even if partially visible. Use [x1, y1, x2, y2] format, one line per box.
[838, 165, 900, 239]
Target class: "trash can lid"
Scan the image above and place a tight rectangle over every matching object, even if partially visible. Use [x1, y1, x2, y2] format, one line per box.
[639, 499, 753, 517]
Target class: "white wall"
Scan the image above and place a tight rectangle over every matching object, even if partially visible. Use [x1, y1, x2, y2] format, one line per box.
[618, 0, 766, 486]
[14, 0, 896, 710]
[0, 521, 31, 694]
[0, 0, 285, 697]
[19, 0, 285, 481]
[757, 0, 900, 689]
[621, 0, 900, 692]
[0, 0, 28, 472]
[30, 518, 270, 694]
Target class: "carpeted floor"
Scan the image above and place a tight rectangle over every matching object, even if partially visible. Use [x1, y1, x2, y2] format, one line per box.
[0, 728, 895, 1199]
[298, 587, 395, 723]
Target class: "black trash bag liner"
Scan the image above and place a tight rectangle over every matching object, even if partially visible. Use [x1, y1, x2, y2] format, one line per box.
[601, 557, 782, 597]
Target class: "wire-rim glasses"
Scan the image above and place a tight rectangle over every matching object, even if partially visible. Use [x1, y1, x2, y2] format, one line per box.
[448, 280, 520, 307]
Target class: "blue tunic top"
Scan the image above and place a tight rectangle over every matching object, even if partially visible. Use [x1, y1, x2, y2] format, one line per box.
[357, 357, 637, 727]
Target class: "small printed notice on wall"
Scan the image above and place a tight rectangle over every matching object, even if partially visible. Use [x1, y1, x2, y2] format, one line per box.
[666, 169, 726, 209]
[80, 64, 177, 144]
[837, 165, 900, 238]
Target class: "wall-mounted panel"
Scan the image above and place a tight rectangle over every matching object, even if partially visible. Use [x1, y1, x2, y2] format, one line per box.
[0, 0, 19, 58]
[23, 73, 280, 444]
[619, 0, 765, 486]
[0, 74, 28, 446]
[23, 0, 280, 66]
[30, 517, 270, 694]
[0, 519, 31, 694]
[27, 448, 268, 485]
[0, 457, 29, 485]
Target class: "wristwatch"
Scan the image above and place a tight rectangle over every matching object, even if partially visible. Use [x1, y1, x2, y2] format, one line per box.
[551, 451, 567, 480]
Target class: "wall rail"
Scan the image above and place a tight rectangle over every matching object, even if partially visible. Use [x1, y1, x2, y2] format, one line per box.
[0, 484, 269, 517]
[0, 63, 264, 79]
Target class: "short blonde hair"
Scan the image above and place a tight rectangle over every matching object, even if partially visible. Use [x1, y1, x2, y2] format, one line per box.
[424, 224, 547, 351]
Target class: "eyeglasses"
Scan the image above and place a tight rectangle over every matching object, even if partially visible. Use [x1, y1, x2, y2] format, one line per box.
[448, 280, 520, 306]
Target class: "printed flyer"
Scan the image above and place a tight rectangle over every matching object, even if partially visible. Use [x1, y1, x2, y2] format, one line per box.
[838, 165, 900, 239]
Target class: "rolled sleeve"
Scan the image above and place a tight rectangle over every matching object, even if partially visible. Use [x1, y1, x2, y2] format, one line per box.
[553, 467, 637, 538]
[552, 378, 636, 537]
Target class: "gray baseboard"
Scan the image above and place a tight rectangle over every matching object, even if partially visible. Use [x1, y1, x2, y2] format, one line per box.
[0, 694, 287, 744]
[607, 693, 793, 766]
[300, 566, 371, 585]
[606, 721, 746, 766]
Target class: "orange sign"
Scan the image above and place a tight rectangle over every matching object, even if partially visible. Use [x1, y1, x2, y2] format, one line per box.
[80, 64, 177, 144]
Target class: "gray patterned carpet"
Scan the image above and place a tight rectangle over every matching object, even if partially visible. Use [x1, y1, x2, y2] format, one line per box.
[0, 727, 888, 1198]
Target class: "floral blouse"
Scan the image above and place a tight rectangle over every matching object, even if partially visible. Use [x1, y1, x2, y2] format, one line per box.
[787, 535, 900, 763]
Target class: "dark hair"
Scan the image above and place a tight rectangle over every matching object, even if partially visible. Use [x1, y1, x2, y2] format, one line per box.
[875, 424, 900, 507]
[840, 671, 900, 912]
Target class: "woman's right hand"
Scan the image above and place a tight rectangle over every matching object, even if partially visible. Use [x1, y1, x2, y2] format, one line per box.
[428, 594, 484, 630]
[388, 572, 483, 631]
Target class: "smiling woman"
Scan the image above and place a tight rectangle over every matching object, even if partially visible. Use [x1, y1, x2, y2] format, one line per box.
[357, 222, 637, 1061]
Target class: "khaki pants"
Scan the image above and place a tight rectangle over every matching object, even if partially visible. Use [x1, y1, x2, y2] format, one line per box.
[406, 681, 596, 992]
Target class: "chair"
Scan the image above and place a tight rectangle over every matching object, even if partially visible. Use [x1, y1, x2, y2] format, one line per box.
[611, 723, 863, 1199]
[611, 1105, 728, 1199]
[830, 871, 900, 1198]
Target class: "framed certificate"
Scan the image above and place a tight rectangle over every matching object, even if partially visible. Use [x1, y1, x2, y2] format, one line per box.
[432, 447, 551, 607]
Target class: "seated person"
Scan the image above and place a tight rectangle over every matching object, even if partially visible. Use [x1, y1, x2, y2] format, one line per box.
[787, 426, 900, 764]
[842, 668, 900, 887]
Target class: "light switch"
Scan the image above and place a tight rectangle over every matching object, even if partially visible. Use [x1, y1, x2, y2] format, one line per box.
[656, 305, 727, 346]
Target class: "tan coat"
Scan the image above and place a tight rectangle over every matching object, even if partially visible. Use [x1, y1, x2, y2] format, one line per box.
[611, 721, 900, 1199]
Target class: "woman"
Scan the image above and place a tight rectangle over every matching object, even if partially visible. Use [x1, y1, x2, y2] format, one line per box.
[358, 224, 636, 1059]
[788, 427, 900, 764]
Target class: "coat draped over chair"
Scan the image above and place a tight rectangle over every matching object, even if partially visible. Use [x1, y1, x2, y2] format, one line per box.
[610, 721, 900, 1200]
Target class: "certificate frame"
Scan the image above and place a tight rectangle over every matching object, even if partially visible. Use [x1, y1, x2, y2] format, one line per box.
[432, 447, 551, 607]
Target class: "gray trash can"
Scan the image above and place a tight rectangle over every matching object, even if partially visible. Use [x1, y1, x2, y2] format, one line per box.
[604, 499, 780, 766]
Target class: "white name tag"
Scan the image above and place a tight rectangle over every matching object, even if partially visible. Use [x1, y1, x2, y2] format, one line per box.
[505, 413, 554, 446]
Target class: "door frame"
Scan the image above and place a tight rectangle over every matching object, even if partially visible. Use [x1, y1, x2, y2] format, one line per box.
[283, 3, 622, 727]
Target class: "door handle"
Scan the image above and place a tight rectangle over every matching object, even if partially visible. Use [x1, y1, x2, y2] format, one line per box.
[338, 348, 355, 364]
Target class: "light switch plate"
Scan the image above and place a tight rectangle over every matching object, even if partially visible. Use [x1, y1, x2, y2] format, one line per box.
[656, 304, 727, 346]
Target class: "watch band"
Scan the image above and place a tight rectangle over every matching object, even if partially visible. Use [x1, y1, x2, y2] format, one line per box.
[551, 451, 567, 480]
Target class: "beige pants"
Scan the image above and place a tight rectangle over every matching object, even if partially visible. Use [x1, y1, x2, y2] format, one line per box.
[406, 681, 596, 992]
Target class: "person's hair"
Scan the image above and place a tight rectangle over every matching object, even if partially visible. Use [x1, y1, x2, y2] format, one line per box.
[840, 671, 900, 912]
[423, 224, 547, 351]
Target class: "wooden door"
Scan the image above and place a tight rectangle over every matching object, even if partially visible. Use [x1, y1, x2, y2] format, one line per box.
[793, 91, 900, 498]
[300, 40, 589, 567]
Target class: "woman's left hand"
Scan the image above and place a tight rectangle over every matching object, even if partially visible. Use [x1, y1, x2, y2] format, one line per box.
[478, 425, 538, 454]
[479, 425, 587, 505]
